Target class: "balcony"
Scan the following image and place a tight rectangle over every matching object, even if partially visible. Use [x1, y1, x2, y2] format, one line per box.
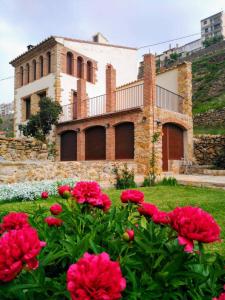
[58, 84, 184, 123]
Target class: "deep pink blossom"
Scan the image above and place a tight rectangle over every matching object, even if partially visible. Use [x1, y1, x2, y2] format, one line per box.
[0, 227, 46, 282]
[41, 191, 49, 199]
[123, 229, 134, 241]
[138, 202, 158, 217]
[50, 204, 63, 215]
[152, 211, 170, 225]
[67, 252, 126, 300]
[0, 212, 29, 234]
[90, 193, 112, 212]
[120, 190, 144, 204]
[72, 181, 101, 204]
[213, 292, 225, 300]
[58, 185, 71, 198]
[44, 216, 63, 227]
[169, 206, 221, 252]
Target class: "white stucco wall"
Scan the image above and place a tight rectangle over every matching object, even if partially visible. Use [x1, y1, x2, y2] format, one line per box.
[56, 37, 138, 104]
[14, 74, 56, 137]
[156, 69, 178, 94]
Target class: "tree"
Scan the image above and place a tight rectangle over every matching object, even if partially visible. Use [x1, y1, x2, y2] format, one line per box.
[20, 97, 62, 142]
[203, 35, 223, 48]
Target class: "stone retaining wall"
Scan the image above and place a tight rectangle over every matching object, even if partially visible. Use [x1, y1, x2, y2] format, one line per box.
[0, 137, 49, 161]
[194, 108, 225, 127]
[194, 135, 225, 165]
[0, 160, 137, 185]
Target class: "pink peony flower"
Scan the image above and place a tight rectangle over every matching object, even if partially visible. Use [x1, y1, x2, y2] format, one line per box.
[0, 227, 46, 282]
[123, 229, 134, 241]
[152, 211, 170, 225]
[72, 181, 101, 204]
[67, 252, 126, 300]
[120, 190, 144, 204]
[58, 185, 71, 198]
[44, 216, 63, 227]
[169, 206, 221, 252]
[213, 293, 225, 300]
[41, 191, 49, 199]
[50, 204, 63, 215]
[138, 202, 158, 217]
[0, 212, 30, 234]
[90, 193, 112, 212]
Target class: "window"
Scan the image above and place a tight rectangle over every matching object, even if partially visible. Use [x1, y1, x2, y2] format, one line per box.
[24, 97, 31, 120]
[66, 52, 73, 75]
[47, 52, 51, 74]
[203, 20, 207, 25]
[77, 56, 83, 78]
[26, 63, 30, 83]
[87, 61, 93, 82]
[20, 66, 24, 86]
[205, 28, 209, 33]
[40, 56, 44, 77]
[33, 60, 36, 80]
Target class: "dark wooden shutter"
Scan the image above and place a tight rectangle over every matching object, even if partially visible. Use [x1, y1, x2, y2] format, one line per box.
[25, 97, 31, 120]
[67, 52, 73, 75]
[162, 125, 169, 171]
[77, 57, 83, 78]
[115, 122, 134, 159]
[85, 126, 106, 160]
[60, 131, 77, 161]
[73, 92, 78, 119]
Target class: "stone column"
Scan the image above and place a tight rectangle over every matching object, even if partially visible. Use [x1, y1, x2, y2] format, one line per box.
[106, 125, 115, 160]
[143, 54, 156, 107]
[77, 130, 85, 161]
[77, 79, 87, 119]
[106, 64, 116, 113]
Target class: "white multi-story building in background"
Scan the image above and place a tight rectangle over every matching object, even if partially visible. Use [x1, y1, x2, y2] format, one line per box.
[0, 102, 14, 117]
[201, 11, 225, 42]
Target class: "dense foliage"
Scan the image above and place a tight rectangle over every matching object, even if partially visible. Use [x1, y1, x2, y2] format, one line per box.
[20, 97, 62, 142]
[114, 164, 136, 189]
[0, 182, 225, 299]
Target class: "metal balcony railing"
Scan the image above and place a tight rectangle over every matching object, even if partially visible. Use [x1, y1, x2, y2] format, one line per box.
[156, 85, 183, 113]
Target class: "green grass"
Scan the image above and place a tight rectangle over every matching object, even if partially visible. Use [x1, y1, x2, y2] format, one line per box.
[1, 185, 225, 254]
[194, 126, 225, 135]
[193, 92, 225, 115]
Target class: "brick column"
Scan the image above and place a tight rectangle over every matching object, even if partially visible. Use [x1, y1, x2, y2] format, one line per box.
[178, 62, 192, 116]
[106, 126, 115, 160]
[77, 130, 85, 161]
[106, 64, 116, 113]
[143, 54, 156, 107]
[77, 79, 87, 119]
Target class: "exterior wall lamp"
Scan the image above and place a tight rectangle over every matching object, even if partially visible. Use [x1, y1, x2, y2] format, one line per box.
[155, 120, 162, 126]
[105, 123, 110, 128]
[75, 128, 80, 132]
[142, 116, 147, 123]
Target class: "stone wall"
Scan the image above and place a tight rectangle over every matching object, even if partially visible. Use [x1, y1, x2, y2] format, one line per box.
[0, 137, 48, 161]
[194, 135, 225, 165]
[194, 108, 225, 127]
[0, 161, 137, 186]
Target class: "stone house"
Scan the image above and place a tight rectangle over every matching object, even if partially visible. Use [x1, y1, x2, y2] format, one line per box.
[10, 34, 193, 175]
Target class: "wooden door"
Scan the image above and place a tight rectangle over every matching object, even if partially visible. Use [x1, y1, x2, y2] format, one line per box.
[85, 126, 106, 160]
[162, 124, 184, 171]
[73, 92, 78, 120]
[115, 122, 134, 159]
[60, 131, 77, 161]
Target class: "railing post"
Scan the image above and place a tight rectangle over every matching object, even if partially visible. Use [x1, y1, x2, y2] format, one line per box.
[106, 64, 116, 113]
[77, 79, 87, 119]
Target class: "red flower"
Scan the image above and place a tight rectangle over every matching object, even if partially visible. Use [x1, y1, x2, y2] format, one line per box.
[41, 191, 49, 199]
[138, 202, 158, 217]
[0, 227, 46, 282]
[50, 204, 63, 215]
[169, 206, 221, 252]
[0, 212, 29, 234]
[123, 229, 134, 241]
[120, 190, 144, 204]
[90, 193, 112, 212]
[72, 181, 102, 204]
[44, 216, 63, 227]
[67, 252, 126, 300]
[58, 185, 71, 198]
[152, 211, 170, 225]
[213, 293, 225, 300]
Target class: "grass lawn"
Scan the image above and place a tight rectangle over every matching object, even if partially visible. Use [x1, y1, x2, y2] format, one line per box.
[0, 185, 225, 254]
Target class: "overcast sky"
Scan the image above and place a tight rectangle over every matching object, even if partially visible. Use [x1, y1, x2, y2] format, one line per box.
[0, 0, 224, 104]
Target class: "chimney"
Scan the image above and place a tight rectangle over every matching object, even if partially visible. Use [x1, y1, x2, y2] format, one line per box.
[27, 45, 34, 50]
[106, 64, 116, 112]
[92, 33, 109, 44]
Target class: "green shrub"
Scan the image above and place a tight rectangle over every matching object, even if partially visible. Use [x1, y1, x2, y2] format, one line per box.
[114, 164, 136, 189]
[159, 177, 178, 186]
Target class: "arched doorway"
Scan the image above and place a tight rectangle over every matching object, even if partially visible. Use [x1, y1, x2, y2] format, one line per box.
[85, 126, 106, 160]
[60, 131, 77, 161]
[115, 122, 134, 159]
[162, 123, 184, 171]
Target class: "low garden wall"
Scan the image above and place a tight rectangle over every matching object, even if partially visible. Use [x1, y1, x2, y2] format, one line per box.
[194, 108, 225, 127]
[0, 160, 138, 186]
[0, 137, 49, 161]
[194, 135, 225, 165]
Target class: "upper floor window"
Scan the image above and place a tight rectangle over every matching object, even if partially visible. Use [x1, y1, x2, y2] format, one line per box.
[33, 60, 36, 80]
[87, 61, 93, 82]
[26, 63, 30, 83]
[66, 52, 73, 75]
[47, 52, 51, 74]
[77, 56, 83, 78]
[40, 56, 44, 77]
[20, 66, 24, 86]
